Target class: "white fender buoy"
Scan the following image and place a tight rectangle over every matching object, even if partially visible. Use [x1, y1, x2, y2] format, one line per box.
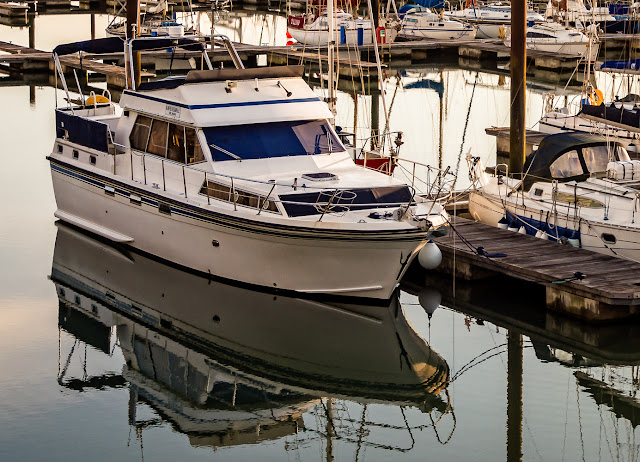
[418, 287, 442, 317]
[418, 240, 442, 270]
[567, 231, 580, 247]
[507, 223, 519, 232]
[535, 229, 548, 240]
[518, 225, 527, 234]
[497, 217, 509, 229]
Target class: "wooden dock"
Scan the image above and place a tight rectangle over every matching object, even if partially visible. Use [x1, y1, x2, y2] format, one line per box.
[431, 217, 640, 322]
[0, 41, 154, 86]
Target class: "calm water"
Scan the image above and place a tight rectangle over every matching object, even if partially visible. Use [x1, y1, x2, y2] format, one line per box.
[3, 10, 640, 462]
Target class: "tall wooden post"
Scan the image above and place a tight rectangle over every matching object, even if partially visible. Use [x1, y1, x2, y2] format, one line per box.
[126, 0, 141, 88]
[371, 0, 379, 27]
[509, 0, 526, 177]
[28, 13, 35, 49]
[506, 331, 523, 462]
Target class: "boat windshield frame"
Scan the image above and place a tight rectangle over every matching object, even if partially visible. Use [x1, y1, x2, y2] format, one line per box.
[201, 119, 345, 161]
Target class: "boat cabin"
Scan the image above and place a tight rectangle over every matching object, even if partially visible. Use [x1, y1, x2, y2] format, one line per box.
[522, 132, 630, 189]
[52, 38, 423, 220]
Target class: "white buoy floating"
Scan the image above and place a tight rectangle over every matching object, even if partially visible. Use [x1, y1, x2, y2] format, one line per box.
[418, 240, 442, 270]
[518, 225, 528, 234]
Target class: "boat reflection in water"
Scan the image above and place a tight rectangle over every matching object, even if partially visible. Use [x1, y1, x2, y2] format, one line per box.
[52, 223, 451, 451]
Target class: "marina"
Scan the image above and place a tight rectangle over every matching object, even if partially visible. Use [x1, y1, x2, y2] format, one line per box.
[5, 1, 640, 461]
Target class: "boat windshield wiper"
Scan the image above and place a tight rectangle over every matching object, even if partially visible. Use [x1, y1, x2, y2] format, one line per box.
[209, 143, 241, 160]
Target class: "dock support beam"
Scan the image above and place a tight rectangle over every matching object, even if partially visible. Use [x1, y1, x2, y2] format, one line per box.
[509, 0, 526, 176]
[126, 0, 141, 88]
[507, 332, 523, 462]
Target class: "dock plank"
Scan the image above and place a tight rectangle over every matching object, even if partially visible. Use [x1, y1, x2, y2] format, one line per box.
[436, 217, 640, 308]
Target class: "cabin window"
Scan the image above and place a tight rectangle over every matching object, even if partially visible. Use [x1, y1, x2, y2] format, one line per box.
[130, 115, 153, 151]
[549, 150, 584, 178]
[147, 119, 169, 157]
[167, 124, 186, 163]
[185, 128, 205, 164]
[202, 120, 342, 161]
[199, 180, 279, 213]
[130, 114, 205, 165]
[582, 146, 614, 173]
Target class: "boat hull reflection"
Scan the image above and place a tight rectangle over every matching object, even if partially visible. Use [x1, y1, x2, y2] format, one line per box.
[52, 222, 450, 446]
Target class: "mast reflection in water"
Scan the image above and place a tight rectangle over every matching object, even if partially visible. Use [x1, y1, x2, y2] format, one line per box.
[51, 223, 453, 453]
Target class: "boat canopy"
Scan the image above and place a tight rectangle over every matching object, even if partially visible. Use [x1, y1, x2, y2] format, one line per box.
[53, 36, 204, 56]
[523, 133, 627, 188]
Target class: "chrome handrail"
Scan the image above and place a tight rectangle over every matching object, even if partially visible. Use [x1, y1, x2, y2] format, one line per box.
[119, 149, 447, 219]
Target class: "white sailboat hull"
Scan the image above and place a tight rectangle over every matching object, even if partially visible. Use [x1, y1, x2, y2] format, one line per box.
[468, 190, 640, 262]
[288, 27, 396, 46]
[398, 26, 475, 41]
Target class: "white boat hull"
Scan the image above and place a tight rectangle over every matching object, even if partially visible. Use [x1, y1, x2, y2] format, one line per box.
[468, 191, 640, 262]
[288, 27, 396, 46]
[398, 27, 476, 41]
[50, 160, 428, 300]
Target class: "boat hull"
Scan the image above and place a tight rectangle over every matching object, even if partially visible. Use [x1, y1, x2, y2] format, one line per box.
[398, 27, 475, 41]
[50, 159, 430, 300]
[469, 191, 640, 261]
[287, 27, 397, 46]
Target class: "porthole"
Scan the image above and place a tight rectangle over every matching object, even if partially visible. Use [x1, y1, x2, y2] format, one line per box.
[90, 155, 97, 165]
[72, 150, 79, 159]
[534, 188, 543, 196]
[57, 144, 63, 153]
[601, 233, 616, 244]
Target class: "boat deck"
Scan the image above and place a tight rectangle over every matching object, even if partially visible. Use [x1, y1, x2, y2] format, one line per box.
[431, 216, 640, 322]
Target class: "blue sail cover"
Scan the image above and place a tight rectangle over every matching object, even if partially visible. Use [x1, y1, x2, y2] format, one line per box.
[599, 59, 640, 71]
[53, 37, 125, 56]
[399, 0, 444, 11]
[53, 37, 204, 56]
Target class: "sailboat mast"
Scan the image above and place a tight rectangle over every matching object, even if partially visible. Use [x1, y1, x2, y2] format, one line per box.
[509, 0, 526, 176]
[327, 0, 336, 115]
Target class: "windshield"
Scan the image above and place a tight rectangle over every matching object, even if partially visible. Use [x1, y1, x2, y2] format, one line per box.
[202, 120, 343, 161]
[583, 145, 630, 173]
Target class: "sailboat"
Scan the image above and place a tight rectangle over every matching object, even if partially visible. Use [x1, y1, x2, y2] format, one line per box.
[106, 0, 192, 38]
[287, 0, 400, 46]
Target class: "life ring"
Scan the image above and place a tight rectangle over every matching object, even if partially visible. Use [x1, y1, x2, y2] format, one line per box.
[589, 88, 604, 106]
[86, 94, 110, 105]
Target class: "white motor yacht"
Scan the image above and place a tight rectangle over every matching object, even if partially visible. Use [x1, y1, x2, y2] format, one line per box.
[48, 36, 451, 301]
[287, 9, 399, 46]
[446, 1, 545, 38]
[505, 21, 599, 60]
[398, 7, 476, 41]
[467, 133, 640, 261]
